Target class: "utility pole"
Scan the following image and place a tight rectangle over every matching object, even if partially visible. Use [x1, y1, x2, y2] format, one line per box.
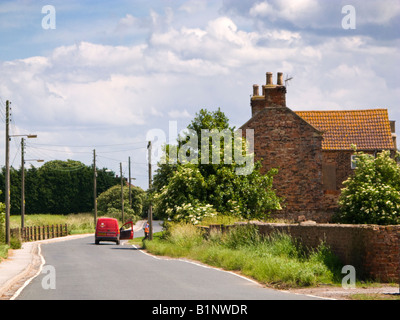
[128, 156, 132, 209]
[20, 143, 43, 230]
[5, 100, 10, 245]
[120, 162, 124, 223]
[93, 149, 97, 225]
[21, 138, 25, 229]
[147, 141, 153, 240]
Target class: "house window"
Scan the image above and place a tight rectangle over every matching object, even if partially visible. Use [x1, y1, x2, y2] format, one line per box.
[351, 155, 358, 169]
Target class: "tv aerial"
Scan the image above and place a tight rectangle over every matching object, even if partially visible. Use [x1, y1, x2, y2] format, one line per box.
[285, 74, 293, 87]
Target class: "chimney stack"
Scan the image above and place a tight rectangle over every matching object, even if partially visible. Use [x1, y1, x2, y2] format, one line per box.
[250, 71, 287, 116]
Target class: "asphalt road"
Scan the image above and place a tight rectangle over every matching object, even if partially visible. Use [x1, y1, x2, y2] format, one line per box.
[15, 221, 321, 300]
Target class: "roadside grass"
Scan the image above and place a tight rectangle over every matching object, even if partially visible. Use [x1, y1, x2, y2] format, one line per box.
[142, 222, 343, 289]
[0, 243, 9, 262]
[349, 293, 400, 300]
[10, 213, 96, 234]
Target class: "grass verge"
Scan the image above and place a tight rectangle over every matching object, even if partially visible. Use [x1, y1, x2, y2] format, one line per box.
[10, 213, 96, 234]
[141, 222, 343, 289]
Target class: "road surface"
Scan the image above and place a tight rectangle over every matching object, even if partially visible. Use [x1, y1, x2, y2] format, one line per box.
[15, 221, 321, 300]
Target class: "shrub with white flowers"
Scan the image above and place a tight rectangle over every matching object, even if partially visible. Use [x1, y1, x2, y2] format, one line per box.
[337, 150, 400, 225]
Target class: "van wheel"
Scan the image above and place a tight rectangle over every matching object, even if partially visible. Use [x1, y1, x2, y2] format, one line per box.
[95, 240, 100, 245]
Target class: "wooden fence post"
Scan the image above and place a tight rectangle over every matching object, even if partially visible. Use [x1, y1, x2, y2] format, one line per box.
[11, 223, 70, 242]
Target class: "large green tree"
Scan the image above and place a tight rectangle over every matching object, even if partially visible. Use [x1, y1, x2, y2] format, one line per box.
[152, 108, 281, 223]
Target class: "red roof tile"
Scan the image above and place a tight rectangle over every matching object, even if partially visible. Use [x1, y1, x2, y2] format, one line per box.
[295, 109, 394, 150]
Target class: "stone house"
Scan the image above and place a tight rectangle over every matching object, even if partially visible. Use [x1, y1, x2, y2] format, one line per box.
[240, 72, 397, 222]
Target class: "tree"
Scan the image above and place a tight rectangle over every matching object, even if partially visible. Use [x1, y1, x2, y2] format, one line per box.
[35, 160, 93, 214]
[152, 108, 281, 223]
[97, 184, 145, 221]
[337, 150, 400, 225]
[0, 160, 119, 215]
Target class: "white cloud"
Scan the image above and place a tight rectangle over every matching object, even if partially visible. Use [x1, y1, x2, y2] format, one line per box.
[357, 0, 400, 25]
[168, 109, 192, 119]
[249, 0, 321, 27]
[1, 2, 399, 189]
[179, 0, 208, 14]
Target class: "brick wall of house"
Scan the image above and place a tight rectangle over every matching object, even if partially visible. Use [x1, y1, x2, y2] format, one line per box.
[253, 222, 400, 282]
[241, 72, 325, 215]
[242, 106, 325, 214]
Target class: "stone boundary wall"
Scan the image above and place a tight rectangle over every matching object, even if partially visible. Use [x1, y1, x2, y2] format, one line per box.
[251, 222, 400, 282]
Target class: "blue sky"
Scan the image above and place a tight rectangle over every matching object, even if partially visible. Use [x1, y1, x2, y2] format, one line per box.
[0, 0, 399, 190]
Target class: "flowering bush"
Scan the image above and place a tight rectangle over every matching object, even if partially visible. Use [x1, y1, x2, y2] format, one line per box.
[153, 166, 209, 222]
[169, 201, 217, 225]
[337, 150, 400, 225]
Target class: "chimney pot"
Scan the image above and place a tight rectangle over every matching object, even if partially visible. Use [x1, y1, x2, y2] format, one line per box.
[266, 72, 273, 85]
[277, 72, 283, 86]
[253, 84, 259, 96]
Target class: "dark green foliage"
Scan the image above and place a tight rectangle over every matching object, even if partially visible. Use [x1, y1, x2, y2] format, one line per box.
[96, 184, 146, 220]
[0, 160, 119, 215]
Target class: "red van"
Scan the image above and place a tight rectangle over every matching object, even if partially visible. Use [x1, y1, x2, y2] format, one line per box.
[95, 218, 134, 245]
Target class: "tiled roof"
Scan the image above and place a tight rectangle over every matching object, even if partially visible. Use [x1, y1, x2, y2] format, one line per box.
[295, 109, 394, 150]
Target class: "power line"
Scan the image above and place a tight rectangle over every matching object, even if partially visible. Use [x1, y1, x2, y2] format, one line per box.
[28, 142, 146, 148]
[26, 145, 93, 154]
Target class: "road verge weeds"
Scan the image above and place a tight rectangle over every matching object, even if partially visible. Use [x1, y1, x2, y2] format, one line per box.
[143, 222, 343, 289]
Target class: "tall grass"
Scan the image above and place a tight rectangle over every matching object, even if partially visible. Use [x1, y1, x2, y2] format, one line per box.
[10, 213, 96, 234]
[144, 222, 342, 288]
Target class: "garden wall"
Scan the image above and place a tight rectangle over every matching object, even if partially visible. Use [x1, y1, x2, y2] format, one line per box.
[250, 222, 400, 282]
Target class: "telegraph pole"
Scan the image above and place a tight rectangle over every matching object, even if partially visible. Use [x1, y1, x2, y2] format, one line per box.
[147, 141, 153, 240]
[128, 156, 132, 209]
[5, 100, 10, 245]
[20, 141, 42, 230]
[93, 149, 97, 225]
[21, 138, 25, 229]
[120, 162, 124, 223]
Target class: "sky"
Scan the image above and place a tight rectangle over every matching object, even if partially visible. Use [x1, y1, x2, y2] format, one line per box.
[0, 0, 399, 190]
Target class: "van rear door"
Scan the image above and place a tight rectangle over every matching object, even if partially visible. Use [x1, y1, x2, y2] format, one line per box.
[120, 221, 134, 240]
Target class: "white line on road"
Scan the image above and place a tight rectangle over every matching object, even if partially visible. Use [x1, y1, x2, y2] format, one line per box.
[10, 244, 46, 300]
[132, 244, 335, 300]
[131, 244, 262, 286]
